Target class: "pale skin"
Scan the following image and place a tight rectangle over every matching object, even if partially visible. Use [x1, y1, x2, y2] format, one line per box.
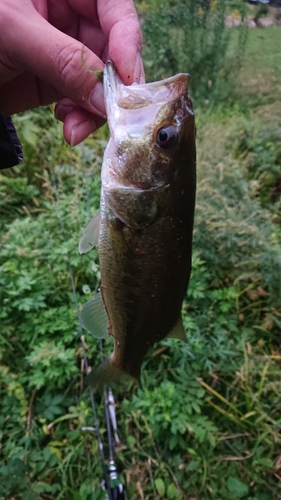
[0, 0, 144, 146]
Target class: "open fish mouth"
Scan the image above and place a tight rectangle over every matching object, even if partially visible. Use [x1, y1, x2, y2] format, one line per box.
[104, 61, 192, 137]
[105, 61, 189, 109]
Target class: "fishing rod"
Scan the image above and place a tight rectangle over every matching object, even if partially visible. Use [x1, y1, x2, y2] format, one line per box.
[99, 341, 127, 500]
[51, 170, 127, 500]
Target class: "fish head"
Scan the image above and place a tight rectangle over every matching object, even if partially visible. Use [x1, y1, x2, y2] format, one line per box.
[102, 61, 195, 192]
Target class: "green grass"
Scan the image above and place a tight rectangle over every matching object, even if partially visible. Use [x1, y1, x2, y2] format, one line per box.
[237, 26, 281, 103]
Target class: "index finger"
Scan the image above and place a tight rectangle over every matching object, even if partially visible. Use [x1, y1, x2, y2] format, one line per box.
[97, 0, 145, 84]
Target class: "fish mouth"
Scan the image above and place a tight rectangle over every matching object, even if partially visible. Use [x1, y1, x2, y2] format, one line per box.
[104, 61, 190, 137]
[104, 61, 189, 110]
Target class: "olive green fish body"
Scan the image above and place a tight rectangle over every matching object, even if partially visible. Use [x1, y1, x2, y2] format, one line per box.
[100, 181, 195, 380]
[80, 62, 196, 387]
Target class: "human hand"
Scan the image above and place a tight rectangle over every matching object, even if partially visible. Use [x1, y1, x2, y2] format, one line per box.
[0, 0, 144, 146]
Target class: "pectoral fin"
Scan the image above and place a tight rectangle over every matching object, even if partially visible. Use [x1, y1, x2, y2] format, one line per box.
[167, 315, 186, 341]
[81, 291, 109, 339]
[79, 212, 100, 254]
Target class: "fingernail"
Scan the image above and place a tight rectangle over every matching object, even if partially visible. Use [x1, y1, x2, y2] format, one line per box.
[89, 82, 106, 118]
[54, 103, 61, 120]
[70, 121, 97, 147]
[70, 126, 78, 147]
[133, 52, 145, 83]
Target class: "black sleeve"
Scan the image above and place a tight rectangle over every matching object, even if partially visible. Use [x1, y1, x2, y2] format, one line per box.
[0, 113, 24, 169]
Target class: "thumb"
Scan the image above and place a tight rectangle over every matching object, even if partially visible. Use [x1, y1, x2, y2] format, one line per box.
[5, 4, 106, 117]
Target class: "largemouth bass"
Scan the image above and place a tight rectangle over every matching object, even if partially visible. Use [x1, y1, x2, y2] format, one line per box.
[79, 61, 196, 387]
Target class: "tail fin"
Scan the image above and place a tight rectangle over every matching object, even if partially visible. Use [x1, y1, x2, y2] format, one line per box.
[85, 356, 139, 393]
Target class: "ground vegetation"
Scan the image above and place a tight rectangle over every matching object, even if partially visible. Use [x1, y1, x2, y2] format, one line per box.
[1, 2, 281, 498]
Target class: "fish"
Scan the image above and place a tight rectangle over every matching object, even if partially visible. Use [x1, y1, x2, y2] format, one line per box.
[79, 61, 196, 388]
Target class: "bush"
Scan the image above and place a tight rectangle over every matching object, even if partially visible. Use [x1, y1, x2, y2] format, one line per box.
[139, 0, 248, 104]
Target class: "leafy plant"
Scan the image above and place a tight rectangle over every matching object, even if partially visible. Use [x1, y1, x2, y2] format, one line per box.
[138, 0, 248, 104]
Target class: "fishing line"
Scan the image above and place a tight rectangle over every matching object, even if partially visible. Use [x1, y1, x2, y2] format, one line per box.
[100, 341, 114, 463]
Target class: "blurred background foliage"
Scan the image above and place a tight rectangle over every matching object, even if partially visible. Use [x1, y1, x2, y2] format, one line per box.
[1, 1, 281, 499]
[139, 0, 248, 104]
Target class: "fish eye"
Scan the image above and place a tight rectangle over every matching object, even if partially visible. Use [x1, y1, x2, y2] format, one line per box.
[156, 126, 178, 149]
